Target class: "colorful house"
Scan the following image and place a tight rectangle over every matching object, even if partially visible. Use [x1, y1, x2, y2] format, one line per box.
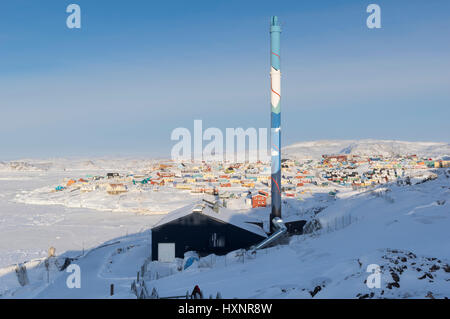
[252, 194, 267, 208]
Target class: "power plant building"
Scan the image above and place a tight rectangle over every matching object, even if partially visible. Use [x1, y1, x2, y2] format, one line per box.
[151, 202, 267, 261]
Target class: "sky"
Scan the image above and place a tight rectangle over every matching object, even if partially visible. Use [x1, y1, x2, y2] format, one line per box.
[0, 0, 449, 159]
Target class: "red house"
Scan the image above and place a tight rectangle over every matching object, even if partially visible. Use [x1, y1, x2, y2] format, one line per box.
[151, 179, 165, 186]
[157, 172, 175, 178]
[252, 194, 267, 208]
[285, 193, 295, 197]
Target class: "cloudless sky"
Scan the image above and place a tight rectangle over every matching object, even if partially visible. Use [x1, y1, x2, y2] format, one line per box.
[0, 0, 449, 159]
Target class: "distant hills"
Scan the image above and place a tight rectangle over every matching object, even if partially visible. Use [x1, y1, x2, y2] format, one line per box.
[283, 139, 450, 159]
[1, 140, 449, 171]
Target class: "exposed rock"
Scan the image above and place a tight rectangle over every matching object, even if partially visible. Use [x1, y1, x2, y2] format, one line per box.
[387, 282, 400, 289]
[425, 292, 435, 299]
[309, 285, 322, 297]
[430, 265, 440, 272]
[391, 272, 400, 282]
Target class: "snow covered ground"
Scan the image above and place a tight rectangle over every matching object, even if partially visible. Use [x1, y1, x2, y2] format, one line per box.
[1, 166, 448, 299]
[0, 142, 449, 299]
[0, 169, 161, 276]
[14, 182, 197, 215]
[137, 170, 449, 299]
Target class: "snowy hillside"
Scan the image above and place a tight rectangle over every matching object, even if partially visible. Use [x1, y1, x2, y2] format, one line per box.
[0, 161, 43, 172]
[283, 140, 450, 159]
[1, 141, 449, 299]
[0, 158, 157, 173]
[130, 169, 450, 299]
[1, 168, 449, 299]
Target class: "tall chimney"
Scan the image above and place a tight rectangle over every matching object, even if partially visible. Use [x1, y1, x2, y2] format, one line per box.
[269, 16, 282, 232]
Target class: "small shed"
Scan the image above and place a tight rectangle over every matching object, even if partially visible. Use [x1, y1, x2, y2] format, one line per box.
[151, 203, 267, 261]
[66, 179, 76, 187]
[106, 183, 127, 195]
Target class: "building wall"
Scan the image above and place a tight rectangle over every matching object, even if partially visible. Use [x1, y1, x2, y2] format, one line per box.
[151, 213, 266, 260]
[285, 220, 307, 235]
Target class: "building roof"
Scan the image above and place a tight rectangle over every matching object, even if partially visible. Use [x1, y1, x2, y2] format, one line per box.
[153, 202, 267, 238]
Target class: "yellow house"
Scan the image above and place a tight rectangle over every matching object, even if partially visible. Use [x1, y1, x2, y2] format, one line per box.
[436, 160, 450, 168]
[176, 184, 192, 190]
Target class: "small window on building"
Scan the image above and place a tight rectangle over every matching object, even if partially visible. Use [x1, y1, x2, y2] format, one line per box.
[210, 233, 225, 248]
[158, 243, 175, 262]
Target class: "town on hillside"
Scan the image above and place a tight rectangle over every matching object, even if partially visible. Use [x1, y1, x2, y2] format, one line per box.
[48, 154, 450, 214]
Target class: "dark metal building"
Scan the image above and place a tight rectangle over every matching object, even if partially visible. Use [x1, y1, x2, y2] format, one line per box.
[151, 203, 267, 261]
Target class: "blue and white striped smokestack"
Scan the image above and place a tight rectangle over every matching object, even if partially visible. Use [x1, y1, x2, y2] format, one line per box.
[270, 16, 282, 232]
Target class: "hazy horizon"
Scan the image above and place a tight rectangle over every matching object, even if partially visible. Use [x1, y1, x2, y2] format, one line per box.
[1, 138, 449, 162]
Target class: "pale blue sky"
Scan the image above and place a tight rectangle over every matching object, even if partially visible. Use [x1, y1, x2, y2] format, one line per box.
[0, 0, 449, 159]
